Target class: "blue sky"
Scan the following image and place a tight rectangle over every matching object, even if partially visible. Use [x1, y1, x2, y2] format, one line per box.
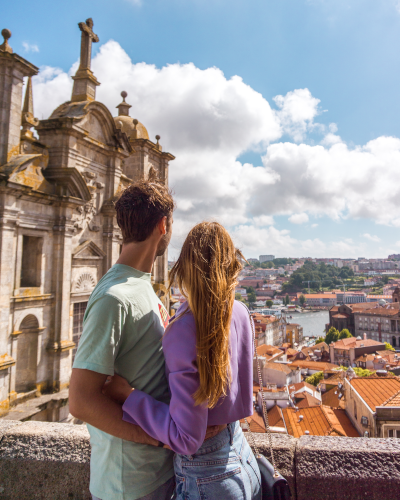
[4, 0, 400, 259]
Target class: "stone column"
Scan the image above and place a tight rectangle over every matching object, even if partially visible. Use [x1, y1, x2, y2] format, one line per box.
[0, 206, 18, 407]
[47, 206, 76, 391]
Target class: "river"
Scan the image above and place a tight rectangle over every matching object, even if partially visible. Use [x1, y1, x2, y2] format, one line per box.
[284, 310, 329, 340]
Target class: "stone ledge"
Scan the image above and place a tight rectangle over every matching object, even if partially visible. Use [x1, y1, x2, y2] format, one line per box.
[0, 421, 400, 499]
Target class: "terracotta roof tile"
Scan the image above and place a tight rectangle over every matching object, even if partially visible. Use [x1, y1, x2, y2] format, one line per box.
[321, 387, 344, 409]
[289, 360, 339, 371]
[281, 405, 358, 438]
[381, 389, 400, 407]
[264, 362, 293, 374]
[256, 344, 284, 359]
[350, 377, 400, 411]
[331, 338, 384, 350]
[295, 393, 321, 408]
[267, 405, 285, 428]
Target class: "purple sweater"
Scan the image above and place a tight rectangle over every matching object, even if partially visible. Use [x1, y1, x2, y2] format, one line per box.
[122, 300, 253, 455]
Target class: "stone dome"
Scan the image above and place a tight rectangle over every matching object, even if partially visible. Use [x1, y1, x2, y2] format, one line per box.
[378, 299, 387, 306]
[114, 115, 149, 140]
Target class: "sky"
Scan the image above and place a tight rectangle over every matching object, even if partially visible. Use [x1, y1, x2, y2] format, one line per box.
[4, 0, 400, 260]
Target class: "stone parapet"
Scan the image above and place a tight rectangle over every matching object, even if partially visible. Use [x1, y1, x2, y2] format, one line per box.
[0, 421, 400, 499]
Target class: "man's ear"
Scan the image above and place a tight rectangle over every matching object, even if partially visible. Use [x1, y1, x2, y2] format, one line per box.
[158, 216, 167, 235]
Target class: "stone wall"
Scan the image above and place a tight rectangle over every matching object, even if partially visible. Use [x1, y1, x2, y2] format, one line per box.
[0, 420, 400, 500]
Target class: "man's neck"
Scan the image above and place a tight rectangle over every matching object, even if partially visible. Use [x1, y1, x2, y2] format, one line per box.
[116, 241, 157, 273]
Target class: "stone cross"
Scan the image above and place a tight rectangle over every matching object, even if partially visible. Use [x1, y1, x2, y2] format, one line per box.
[77, 18, 99, 71]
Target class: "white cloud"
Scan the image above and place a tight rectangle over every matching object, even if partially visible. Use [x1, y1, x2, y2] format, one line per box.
[22, 42, 39, 53]
[311, 223, 318, 228]
[31, 39, 400, 258]
[273, 88, 320, 142]
[288, 213, 309, 225]
[363, 233, 381, 243]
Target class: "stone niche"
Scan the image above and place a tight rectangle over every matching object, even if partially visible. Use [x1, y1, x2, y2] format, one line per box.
[71, 240, 105, 297]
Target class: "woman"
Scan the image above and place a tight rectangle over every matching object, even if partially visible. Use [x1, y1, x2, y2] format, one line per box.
[105, 222, 261, 500]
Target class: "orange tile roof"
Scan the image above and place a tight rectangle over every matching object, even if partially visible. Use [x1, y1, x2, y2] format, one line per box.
[289, 360, 339, 371]
[267, 405, 285, 428]
[240, 409, 266, 433]
[295, 393, 321, 408]
[321, 387, 344, 409]
[256, 344, 284, 359]
[264, 362, 293, 374]
[350, 377, 400, 411]
[288, 381, 316, 394]
[332, 313, 350, 319]
[331, 338, 384, 350]
[282, 405, 358, 437]
[381, 389, 400, 407]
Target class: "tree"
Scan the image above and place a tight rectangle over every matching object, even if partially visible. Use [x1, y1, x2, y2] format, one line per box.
[339, 329, 352, 339]
[245, 286, 255, 294]
[285, 294, 290, 305]
[305, 371, 324, 387]
[266, 300, 273, 307]
[382, 276, 389, 284]
[299, 294, 306, 307]
[385, 342, 395, 351]
[247, 292, 257, 305]
[235, 293, 245, 302]
[256, 282, 260, 289]
[325, 327, 340, 345]
[315, 336, 326, 344]
[353, 367, 375, 378]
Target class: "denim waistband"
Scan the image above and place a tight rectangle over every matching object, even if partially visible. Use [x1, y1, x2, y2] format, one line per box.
[192, 421, 240, 457]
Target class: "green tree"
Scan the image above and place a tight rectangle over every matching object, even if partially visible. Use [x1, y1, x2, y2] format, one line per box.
[247, 292, 257, 305]
[305, 371, 324, 386]
[353, 367, 375, 378]
[256, 282, 260, 289]
[382, 276, 389, 284]
[325, 327, 340, 345]
[245, 286, 255, 294]
[339, 329, 352, 339]
[315, 336, 326, 344]
[299, 294, 306, 307]
[285, 294, 290, 305]
[266, 300, 273, 307]
[235, 293, 245, 302]
[385, 342, 395, 351]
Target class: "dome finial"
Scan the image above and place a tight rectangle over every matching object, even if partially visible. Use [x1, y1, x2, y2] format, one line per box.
[155, 135, 162, 151]
[0, 29, 12, 53]
[116, 90, 131, 116]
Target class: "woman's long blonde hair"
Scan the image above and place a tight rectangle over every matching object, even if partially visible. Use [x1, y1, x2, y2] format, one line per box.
[169, 222, 243, 409]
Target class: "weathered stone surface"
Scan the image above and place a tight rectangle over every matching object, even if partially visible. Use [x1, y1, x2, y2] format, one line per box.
[248, 433, 297, 498]
[0, 421, 90, 500]
[296, 435, 400, 500]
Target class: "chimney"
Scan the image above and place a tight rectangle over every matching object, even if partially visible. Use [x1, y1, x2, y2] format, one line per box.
[363, 333, 367, 340]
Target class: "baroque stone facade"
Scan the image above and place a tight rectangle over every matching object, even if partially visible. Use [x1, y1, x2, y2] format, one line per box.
[0, 20, 174, 412]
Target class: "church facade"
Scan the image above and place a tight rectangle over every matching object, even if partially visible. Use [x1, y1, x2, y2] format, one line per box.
[0, 20, 174, 413]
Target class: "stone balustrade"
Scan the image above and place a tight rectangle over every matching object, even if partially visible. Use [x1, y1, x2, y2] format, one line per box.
[0, 420, 400, 499]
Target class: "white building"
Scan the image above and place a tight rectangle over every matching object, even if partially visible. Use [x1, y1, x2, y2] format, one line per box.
[259, 255, 275, 263]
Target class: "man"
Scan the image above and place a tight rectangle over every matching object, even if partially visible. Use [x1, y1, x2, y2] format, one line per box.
[69, 180, 175, 500]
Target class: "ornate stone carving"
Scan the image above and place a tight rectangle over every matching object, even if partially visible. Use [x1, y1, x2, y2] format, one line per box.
[74, 199, 99, 231]
[74, 272, 96, 293]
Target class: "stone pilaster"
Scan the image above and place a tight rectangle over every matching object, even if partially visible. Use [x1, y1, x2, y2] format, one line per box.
[0, 30, 38, 166]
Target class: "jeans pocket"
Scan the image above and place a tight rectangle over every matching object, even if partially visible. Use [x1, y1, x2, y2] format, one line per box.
[175, 473, 186, 500]
[196, 466, 246, 500]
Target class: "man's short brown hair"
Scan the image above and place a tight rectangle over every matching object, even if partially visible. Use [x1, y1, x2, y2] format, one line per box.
[114, 180, 175, 243]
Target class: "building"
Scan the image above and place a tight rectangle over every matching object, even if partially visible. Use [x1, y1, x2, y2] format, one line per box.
[286, 323, 304, 345]
[344, 376, 400, 437]
[329, 302, 376, 335]
[301, 294, 337, 307]
[259, 255, 275, 263]
[253, 313, 285, 346]
[329, 335, 385, 367]
[353, 303, 400, 347]
[289, 360, 339, 377]
[301, 341, 330, 362]
[366, 295, 393, 303]
[280, 405, 359, 437]
[0, 22, 174, 414]
[256, 360, 301, 388]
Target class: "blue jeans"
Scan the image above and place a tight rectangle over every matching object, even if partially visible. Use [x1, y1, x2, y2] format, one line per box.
[173, 421, 261, 500]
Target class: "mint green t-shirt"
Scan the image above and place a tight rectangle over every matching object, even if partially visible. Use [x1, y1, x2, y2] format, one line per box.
[73, 264, 174, 500]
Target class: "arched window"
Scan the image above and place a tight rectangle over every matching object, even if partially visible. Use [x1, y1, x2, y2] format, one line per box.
[15, 315, 39, 393]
